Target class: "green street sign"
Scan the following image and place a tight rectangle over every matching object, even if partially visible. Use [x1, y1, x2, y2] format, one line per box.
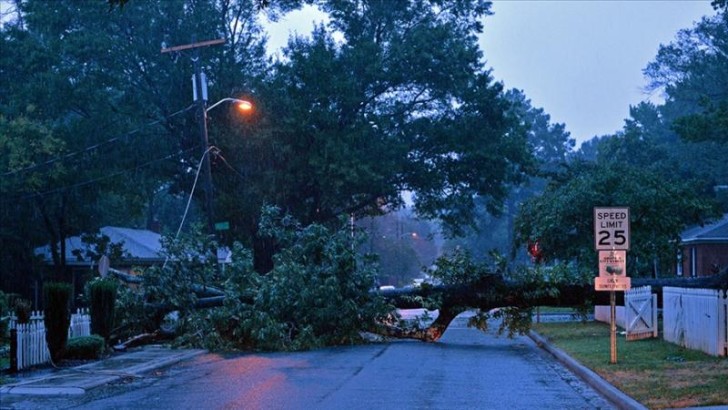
[214, 221, 230, 231]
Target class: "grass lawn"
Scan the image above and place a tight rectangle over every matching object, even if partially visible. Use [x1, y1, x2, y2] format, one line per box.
[533, 321, 728, 409]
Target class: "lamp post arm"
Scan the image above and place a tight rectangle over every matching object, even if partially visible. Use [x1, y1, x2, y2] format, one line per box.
[206, 97, 248, 113]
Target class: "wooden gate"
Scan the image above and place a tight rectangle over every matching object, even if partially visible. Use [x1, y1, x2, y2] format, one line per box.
[625, 286, 658, 341]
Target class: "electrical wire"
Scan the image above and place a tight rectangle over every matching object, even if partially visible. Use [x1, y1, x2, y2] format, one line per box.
[174, 145, 217, 240]
[216, 152, 247, 181]
[1, 147, 197, 203]
[162, 145, 217, 270]
[1, 103, 196, 178]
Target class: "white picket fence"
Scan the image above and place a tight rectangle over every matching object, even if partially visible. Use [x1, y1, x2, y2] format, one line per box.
[68, 308, 91, 338]
[663, 287, 728, 357]
[9, 308, 91, 370]
[594, 286, 657, 338]
[624, 286, 658, 341]
[12, 321, 51, 371]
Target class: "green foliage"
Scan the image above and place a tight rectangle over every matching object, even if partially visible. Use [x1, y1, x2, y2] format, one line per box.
[114, 285, 157, 343]
[146, 207, 392, 351]
[65, 335, 105, 360]
[514, 161, 718, 276]
[3, 0, 536, 287]
[442, 89, 573, 261]
[644, 11, 728, 145]
[216, 0, 532, 258]
[43, 282, 72, 362]
[468, 264, 589, 338]
[0, 291, 9, 341]
[426, 250, 591, 337]
[0, 290, 8, 317]
[221, 207, 391, 350]
[89, 279, 117, 342]
[0, 0, 268, 283]
[12, 298, 32, 324]
[428, 248, 492, 286]
[143, 224, 218, 317]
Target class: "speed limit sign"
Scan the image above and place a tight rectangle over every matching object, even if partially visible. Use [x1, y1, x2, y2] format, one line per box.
[594, 207, 630, 250]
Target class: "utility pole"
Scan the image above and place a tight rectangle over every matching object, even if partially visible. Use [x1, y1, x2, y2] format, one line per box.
[162, 38, 225, 234]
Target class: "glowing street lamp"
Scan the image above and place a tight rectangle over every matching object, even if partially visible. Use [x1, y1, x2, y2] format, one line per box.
[163, 37, 255, 234]
[195, 95, 254, 234]
[206, 97, 254, 114]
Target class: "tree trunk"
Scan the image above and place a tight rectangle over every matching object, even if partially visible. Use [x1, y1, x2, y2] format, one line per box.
[183, 272, 728, 343]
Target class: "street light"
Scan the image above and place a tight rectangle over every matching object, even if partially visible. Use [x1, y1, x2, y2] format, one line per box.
[195, 93, 254, 234]
[206, 97, 254, 114]
[166, 38, 254, 234]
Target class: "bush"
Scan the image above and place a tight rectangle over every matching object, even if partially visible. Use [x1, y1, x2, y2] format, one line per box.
[12, 298, 32, 324]
[43, 282, 72, 362]
[65, 335, 105, 360]
[89, 279, 117, 342]
[0, 291, 9, 342]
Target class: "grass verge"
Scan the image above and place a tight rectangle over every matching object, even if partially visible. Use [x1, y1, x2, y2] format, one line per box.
[533, 321, 728, 409]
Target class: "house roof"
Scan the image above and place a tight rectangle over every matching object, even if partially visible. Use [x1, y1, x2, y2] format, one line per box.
[35, 226, 231, 266]
[35, 226, 165, 266]
[681, 214, 728, 244]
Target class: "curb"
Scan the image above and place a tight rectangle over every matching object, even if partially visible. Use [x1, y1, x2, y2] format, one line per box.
[529, 330, 647, 410]
[0, 386, 85, 395]
[0, 348, 206, 396]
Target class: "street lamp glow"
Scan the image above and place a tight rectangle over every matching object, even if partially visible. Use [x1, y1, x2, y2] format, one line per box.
[236, 100, 253, 113]
[206, 97, 254, 114]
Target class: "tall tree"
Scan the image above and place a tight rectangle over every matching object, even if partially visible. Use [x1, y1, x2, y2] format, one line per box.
[443, 89, 573, 260]
[0, 0, 269, 285]
[514, 161, 717, 277]
[214, 0, 532, 271]
[644, 10, 728, 144]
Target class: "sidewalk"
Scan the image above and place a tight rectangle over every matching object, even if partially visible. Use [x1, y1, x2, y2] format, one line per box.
[0, 345, 205, 396]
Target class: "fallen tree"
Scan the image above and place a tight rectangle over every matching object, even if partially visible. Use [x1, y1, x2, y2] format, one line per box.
[111, 210, 728, 349]
[152, 269, 728, 344]
[371, 271, 728, 341]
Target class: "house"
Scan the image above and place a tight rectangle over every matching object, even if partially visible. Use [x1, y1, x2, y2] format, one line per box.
[35, 226, 167, 273]
[35, 226, 231, 304]
[35, 226, 231, 269]
[679, 214, 728, 277]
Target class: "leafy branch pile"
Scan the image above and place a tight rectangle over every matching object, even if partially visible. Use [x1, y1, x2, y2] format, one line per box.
[116, 207, 392, 351]
[112, 208, 594, 351]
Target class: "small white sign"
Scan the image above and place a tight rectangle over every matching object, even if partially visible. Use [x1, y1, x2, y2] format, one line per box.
[594, 207, 630, 250]
[595, 276, 631, 291]
[599, 250, 626, 277]
[98, 255, 110, 277]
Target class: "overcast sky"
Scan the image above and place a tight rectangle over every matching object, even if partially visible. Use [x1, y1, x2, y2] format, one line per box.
[265, 1, 717, 145]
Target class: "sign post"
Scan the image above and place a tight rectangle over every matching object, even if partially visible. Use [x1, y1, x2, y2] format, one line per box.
[98, 255, 110, 278]
[593, 207, 630, 365]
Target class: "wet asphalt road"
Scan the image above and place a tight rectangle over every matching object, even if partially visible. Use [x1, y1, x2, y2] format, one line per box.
[4, 314, 614, 410]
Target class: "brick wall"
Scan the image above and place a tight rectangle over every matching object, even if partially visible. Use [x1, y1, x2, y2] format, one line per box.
[681, 243, 728, 277]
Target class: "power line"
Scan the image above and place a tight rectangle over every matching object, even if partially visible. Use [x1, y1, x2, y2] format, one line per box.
[1, 103, 195, 178]
[1, 147, 197, 203]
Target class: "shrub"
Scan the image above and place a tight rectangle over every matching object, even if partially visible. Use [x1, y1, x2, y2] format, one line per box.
[113, 285, 157, 343]
[43, 282, 72, 362]
[0, 291, 9, 342]
[89, 279, 117, 342]
[65, 335, 105, 360]
[13, 298, 32, 324]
